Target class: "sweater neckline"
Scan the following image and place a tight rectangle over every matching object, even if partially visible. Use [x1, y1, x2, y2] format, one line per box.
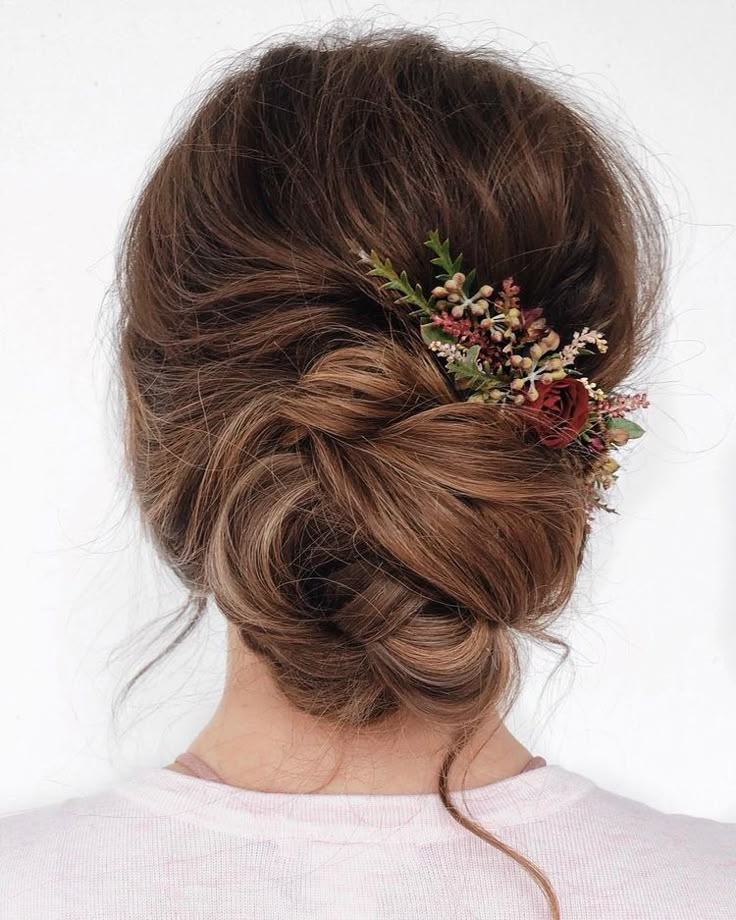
[111, 762, 596, 844]
[174, 750, 550, 785]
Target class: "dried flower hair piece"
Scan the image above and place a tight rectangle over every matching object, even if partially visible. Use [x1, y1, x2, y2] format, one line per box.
[355, 230, 650, 526]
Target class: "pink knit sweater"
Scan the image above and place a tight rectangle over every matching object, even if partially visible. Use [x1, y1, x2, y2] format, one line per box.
[1, 758, 734, 918]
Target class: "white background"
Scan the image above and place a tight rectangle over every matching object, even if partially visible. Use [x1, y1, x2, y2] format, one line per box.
[2, 1, 734, 821]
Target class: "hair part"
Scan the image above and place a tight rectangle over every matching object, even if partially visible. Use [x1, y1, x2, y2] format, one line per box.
[112, 24, 668, 920]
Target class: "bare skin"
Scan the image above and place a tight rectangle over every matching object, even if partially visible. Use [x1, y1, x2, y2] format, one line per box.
[165, 621, 534, 794]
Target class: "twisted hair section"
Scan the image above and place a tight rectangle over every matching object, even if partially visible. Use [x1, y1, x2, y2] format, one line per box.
[113, 26, 667, 920]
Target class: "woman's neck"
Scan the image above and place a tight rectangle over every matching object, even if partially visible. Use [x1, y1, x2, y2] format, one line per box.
[166, 623, 533, 795]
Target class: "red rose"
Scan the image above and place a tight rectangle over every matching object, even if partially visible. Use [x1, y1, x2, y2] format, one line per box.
[522, 377, 591, 447]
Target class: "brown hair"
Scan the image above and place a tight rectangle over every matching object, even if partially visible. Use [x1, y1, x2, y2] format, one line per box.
[112, 25, 667, 919]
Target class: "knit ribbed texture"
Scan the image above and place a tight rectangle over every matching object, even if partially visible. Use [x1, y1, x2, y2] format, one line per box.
[1, 764, 734, 918]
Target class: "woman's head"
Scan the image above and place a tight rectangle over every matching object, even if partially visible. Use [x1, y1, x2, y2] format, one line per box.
[114, 25, 666, 916]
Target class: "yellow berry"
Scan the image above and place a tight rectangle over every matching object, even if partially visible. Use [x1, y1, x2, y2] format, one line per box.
[543, 330, 560, 352]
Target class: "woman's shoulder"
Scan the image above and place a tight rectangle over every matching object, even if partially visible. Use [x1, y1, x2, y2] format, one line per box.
[0, 780, 143, 854]
[0, 774, 181, 918]
[541, 766, 736, 880]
